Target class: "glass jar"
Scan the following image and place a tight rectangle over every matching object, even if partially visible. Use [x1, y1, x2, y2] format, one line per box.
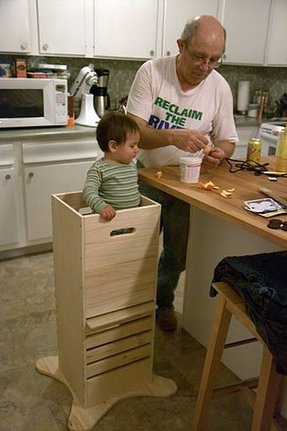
[276, 128, 287, 172]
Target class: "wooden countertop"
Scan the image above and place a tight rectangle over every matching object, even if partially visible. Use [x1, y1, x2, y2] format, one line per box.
[139, 157, 287, 249]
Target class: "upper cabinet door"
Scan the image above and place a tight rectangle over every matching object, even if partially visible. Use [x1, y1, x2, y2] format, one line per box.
[0, 0, 32, 54]
[265, 0, 287, 66]
[93, 0, 160, 59]
[162, 0, 221, 57]
[222, 0, 271, 65]
[37, 0, 88, 56]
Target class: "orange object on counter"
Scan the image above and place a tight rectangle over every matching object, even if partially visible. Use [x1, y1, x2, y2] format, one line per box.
[67, 95, 75, 127]
[15, 59, 27, 78]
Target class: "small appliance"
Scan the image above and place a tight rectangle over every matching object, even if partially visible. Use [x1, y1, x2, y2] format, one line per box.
[0, 78, 67, 128]
[90, 69, 110, 117]
[70, 64, 100, 127]
[259, 121, 286, 155]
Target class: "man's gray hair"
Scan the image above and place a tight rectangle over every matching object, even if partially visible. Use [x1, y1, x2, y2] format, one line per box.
[180, 17, 226, 44]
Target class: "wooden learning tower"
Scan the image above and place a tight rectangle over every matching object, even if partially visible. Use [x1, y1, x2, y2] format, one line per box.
[36, 192, 177, 431]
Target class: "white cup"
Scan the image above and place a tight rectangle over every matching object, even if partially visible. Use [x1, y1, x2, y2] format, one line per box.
[180, 156, 202, 183]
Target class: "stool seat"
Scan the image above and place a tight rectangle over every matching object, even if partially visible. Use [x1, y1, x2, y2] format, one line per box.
[191, 281, 284, 431]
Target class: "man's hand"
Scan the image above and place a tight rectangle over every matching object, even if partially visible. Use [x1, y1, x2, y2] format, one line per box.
[203, 147, 226, 167]
[100, 205, 116, 221]
[127, 113, 210, 152]
[172, 129, 210, 153]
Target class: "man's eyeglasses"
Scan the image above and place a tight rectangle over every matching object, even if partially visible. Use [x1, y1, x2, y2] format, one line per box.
[185, 45, 222, 69]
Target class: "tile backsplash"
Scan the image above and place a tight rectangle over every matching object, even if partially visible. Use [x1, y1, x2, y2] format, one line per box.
[1, 54, 287, 114]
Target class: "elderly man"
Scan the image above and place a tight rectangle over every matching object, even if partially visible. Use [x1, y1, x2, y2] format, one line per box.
[127, 15, 238, 331]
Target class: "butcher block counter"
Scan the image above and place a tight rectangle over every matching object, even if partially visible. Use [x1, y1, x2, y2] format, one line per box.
[139, 157, 287, 416]
[139, 157, 287, 249]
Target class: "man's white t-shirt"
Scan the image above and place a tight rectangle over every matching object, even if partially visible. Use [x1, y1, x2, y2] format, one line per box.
[127, 56, 238, 167]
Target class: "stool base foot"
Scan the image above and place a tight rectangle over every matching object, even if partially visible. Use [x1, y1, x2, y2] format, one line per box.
[36, 356, 177, 431]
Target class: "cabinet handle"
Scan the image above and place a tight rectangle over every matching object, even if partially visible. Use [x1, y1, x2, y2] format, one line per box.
[5, 174, 11, 180]
[222, 54, 226, 60]
[21, 43, 28, 50]
[28, 172, 34, 178]
[166, 51, 171, 56]
[150, 50, 154, 57]
[42, 43, 49, 51]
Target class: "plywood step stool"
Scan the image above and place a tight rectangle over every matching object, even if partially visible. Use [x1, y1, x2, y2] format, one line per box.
[36, 192, 177, 431]
[192, 281, 284, 431]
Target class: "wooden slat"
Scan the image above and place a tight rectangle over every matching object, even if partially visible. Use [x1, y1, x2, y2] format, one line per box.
[86, 331, 152, 364]
[85, 302, 154, 333]
[85, 316, 153, 349]
[87, 358, 153, 407]
[86, 345, 151, 378]
[51, 194, 85, 405]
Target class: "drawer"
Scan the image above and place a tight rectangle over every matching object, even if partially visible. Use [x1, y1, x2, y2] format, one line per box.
[22, 138, 102, 164]
[0, 144, 15, 167]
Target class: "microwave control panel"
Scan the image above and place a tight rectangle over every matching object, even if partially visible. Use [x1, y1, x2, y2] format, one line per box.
[55, 83, 67, 122]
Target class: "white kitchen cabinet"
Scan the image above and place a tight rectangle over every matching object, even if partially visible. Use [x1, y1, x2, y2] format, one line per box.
[234, 126, 258, 159]
[23, 161, 95, 241]
[265, 0, 287, 66]
[0, 168, 19, 246]
[93, 0, 160, 59]
[0, 145, 19, 247]
[221, 0, 271, 65]
[162, 0, 221, 57]
[0, 0, 32, 54]
[22, 138, 102, 243]
[37, 0, 89, 56]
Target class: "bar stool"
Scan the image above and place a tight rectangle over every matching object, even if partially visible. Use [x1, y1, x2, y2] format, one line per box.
[191, 281, 284, 431]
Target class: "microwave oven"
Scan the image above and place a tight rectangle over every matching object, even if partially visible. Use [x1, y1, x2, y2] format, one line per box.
[0, 78, 68, 128]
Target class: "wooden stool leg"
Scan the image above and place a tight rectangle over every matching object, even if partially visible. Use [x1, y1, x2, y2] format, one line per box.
[192, 295, 232, 431]
[251, 345, 283, 431]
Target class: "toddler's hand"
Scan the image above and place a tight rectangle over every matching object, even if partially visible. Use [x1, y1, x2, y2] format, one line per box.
[100, 205, 116, 221]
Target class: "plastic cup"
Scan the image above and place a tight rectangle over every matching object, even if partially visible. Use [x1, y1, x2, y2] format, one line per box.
[180, 156, 202, 183]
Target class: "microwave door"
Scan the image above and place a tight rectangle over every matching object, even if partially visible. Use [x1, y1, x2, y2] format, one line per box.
[0, 89, 44, 119]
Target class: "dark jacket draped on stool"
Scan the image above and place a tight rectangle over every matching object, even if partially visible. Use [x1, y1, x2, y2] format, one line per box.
[211, 250, 287, 375]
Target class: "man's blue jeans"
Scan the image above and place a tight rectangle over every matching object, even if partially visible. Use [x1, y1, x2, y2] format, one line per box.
[139, 177, 190, 308]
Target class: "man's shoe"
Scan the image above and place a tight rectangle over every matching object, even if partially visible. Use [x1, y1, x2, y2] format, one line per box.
[156, 307, 177, 331]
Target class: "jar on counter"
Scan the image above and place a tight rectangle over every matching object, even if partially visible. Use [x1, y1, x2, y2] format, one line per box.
[247, 103, 259, 118]
[276, 128, 287, 172]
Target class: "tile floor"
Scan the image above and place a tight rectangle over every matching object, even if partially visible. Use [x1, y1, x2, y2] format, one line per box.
[1, 250, 283, 431]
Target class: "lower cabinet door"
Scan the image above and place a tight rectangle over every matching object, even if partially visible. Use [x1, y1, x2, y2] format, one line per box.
[24, 161, 93, 241]
[0, 167, 19, 246]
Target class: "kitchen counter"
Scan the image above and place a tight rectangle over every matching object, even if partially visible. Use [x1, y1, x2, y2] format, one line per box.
[0, 124, 97, 142]
[139, 157, 287, 249]
[233, 115, 263, 128]
[0, 116, 268, 143]
[139, 157, 287, 416]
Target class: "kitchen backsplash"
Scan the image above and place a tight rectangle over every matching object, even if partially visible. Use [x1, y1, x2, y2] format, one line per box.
[1, 55, 286, 114]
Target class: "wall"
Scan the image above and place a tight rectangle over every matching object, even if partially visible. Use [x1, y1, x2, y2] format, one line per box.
[1, 54, 287, 114]
[0, 55, 142, 112]
[220, 65, 287, 115]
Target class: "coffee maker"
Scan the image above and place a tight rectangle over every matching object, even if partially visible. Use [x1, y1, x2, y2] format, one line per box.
[90, 69, 110, 117]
